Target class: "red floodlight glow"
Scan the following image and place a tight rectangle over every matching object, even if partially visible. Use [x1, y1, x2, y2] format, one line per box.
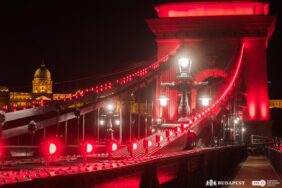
[111, 142, 118, 152]
[156, 135, 163, 143]
[143, 139, 152, 149]
[86, 143, 93, 153]
[41, 138, 62, 159]
[127, 141, 138, 157]
[132, 143, 138, 150]
[155, 2, 269, 18]
[49, 143, 57, 155]
[166, 130, 173, 137]
[148, 140, 152, 147]
[80, 141, 95, 155]
[176, 127, 181, 132]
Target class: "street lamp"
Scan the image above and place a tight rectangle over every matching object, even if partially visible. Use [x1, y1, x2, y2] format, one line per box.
[160, 56, 207, 122]
[200, 97, 211, 107]
[100, 102, 119, 141]
[106, 103, 114, 140]
[178, 58, 192, 78]
[114, 119, 120, 125]
[159, 95, 169, 107]
[159, 95, 169, 124]
[106, 103, 114, 113]
[241, 127, 246, 144]
[99, 119, 105, 126]
[234, 117, 239, 124]
[74, 108, 81, 144]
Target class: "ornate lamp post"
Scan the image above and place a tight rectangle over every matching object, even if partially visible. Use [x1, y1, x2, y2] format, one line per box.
[105, 103, 114, 140]
[74, 108, 81, 144]
[161, 57, 208, 122]
[99, 103, 120, 141]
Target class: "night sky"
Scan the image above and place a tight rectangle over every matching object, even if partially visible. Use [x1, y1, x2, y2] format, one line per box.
[0, 0, 281, 97]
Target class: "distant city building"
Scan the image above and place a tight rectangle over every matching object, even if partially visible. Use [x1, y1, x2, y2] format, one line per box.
[0, 63, 71, 111]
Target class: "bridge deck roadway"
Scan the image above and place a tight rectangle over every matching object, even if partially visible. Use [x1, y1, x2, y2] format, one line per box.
[228, 156, 282, 188]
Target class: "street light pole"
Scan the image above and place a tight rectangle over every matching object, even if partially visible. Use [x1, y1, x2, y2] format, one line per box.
[106, 103, 115, 141]
[97, 108, 100, 141]
[160, 57, 208, 122]
[145, 100, 148, 137]
[129, 101, 132, 141]
[119, 102, 122, 144]
[74, 108, 81, 144]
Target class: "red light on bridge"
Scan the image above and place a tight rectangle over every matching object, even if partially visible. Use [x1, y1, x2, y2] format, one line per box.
[41, 138, 63, 167]
[176, 127, 181, 132]
[80, 141, 95, 165]
[166, 130, 173, 138]
[132, 143, 137, 150]
[156, 135, 163, 143]
[49, 143, 57, 155]
[87, 143, 93, 153]
[107, 140, 118, 159]
[174, 127, 181, 136]
[143, 139, 152, 154]
[107, 140, 118, 152]
[111, 142, 118, 152]
[80, 141, 94, 154]
[127, 141, 138, 157]
[41, 139, 61, 157]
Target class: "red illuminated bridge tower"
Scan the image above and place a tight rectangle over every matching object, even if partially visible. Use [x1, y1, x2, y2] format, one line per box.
[147, 0, 276, 137]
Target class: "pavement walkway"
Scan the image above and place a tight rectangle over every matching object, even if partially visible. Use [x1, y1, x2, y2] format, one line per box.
[228, 155, 282, 188]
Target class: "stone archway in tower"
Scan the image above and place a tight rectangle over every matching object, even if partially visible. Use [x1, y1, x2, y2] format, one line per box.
[191, 69, 227, 110]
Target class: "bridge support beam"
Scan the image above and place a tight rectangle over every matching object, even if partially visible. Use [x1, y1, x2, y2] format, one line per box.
[244, 40, 270, 121]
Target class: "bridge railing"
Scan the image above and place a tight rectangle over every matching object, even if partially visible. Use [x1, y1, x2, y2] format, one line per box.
[0, 146, 246, 188]
[266, 147, 282, 178]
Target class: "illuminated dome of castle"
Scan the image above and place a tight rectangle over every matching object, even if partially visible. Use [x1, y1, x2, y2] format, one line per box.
[32, 63, 53, 94]
[34, 63, 51, 80]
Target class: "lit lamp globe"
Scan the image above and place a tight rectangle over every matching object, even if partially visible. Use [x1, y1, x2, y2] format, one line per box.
[178, 58, 192, 71]
[178, 58, 189, 68]
[107, 103, 114, 113]
[177, 58, 192, 78]
[200, 97, 210, 107]
[159, 95, 169, 107]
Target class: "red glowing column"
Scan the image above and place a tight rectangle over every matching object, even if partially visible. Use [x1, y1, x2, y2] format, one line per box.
[154, 40, 180, 121]
[244, 40, 269, 120]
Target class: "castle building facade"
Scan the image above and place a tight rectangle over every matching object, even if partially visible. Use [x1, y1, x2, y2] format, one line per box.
[0, 63, 71, 111]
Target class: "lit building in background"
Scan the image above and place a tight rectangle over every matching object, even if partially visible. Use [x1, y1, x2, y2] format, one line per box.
[0, 63, 71, 110]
